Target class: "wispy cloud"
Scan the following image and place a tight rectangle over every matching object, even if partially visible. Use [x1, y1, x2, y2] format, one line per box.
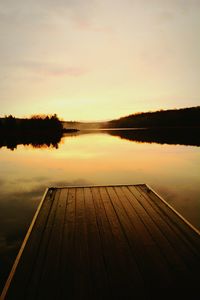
[20, 62, 88, 77]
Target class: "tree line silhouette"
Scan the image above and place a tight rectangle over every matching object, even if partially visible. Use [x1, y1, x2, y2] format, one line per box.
[0, 114, 63, 150]
[106, 106, 200, 128]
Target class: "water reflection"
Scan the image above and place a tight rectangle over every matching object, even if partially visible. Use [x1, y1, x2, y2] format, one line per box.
[0, 185, 40, 290]
[105, 127, 200, 147]
[0, 132, 62, 150]
[0, 131, 200, 292]
[1, 127, 200, 150]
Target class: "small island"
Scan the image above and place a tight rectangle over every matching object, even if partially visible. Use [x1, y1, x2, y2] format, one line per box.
[0, 114, 65, 150]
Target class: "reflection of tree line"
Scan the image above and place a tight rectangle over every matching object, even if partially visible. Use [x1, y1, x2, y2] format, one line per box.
[0, 115, 63, 150]
[107, 128, 200, 146]
[1, 109, 200, 150]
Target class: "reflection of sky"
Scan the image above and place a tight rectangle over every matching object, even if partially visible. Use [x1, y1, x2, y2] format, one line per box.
[0, 133, 200, 289]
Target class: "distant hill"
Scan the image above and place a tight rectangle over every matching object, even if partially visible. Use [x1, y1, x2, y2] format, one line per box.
[106, 106, 200, 128]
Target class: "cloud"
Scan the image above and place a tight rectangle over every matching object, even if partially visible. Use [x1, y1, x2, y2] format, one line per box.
[20, 61, 88, 77]
[0, 0, 108, 40]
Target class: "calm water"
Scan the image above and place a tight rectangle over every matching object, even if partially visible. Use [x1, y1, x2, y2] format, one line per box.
[0, 130, 200, 290]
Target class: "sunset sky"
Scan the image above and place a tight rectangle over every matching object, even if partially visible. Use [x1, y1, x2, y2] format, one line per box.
[0, 0, 200, 121]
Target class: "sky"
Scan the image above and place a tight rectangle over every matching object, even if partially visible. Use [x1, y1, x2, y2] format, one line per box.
[0, 0, 200, 121]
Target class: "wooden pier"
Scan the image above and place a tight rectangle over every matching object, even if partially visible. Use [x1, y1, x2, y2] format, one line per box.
[1, 184, 200, 299]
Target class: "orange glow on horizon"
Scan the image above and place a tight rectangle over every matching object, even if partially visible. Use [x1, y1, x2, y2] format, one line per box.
[0, 1, 200, 120]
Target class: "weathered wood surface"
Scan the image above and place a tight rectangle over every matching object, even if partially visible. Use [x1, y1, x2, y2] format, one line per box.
[1, 184, 200, 299]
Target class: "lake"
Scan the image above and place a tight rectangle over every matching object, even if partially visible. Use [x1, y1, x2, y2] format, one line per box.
[0, 129, 200, 291]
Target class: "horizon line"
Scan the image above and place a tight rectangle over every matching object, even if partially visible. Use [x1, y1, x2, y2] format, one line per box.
[1, 105, 199, 123]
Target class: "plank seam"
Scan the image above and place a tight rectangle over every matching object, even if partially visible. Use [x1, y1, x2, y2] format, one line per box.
[89, 187, 111, 292]
[55, 188, 69, 298]
[122, 187, 174, 268]
[112, 186, 150, 288]
[136, 186, 200, 257]
[105, 187, 145, 289]
[33, 189, 62, 299]
[127, 186, 190, 271]
[146, 184, 200, 236]
[23, 188, 57, 297]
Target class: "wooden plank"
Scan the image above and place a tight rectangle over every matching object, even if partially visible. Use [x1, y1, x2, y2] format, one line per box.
[137, 185, 200, 259]
[73, 187, 92, 300]
[112, 186, 174, 292]
[99, 187, 146, 299]
[1, 188, 53, 299]
[121, 186, 187, 290]
[128, 185, 199, 289]
[35, 188, 68, 299]
[140, 184, 200, 250]
[57, 188, 76, 299]
[131, 185, 199, 265]
[91, 187, 124, 299]
[83, 188, 110, 300]
[50, 184, 144, 189]
[2, 184, 200, 299]
[24, 189, 62, 299]
[126, 187, 186, 266]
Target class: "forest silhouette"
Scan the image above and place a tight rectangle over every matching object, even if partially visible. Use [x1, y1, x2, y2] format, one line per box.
[106, 106, 200, 128]
[0, 115, 63, 150]
[1, 106, 200, 150]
